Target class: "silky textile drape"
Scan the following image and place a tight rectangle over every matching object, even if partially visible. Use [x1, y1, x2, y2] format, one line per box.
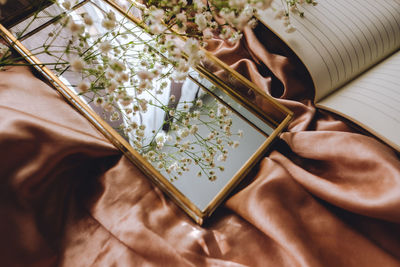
[1, 24, 400, 266]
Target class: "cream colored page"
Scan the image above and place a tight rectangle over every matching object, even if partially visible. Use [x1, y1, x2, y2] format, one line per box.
[318, 50, 400, 150]
[257, 0, 400, 101]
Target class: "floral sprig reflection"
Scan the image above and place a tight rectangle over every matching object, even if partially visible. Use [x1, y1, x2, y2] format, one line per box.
[0, 0, 245, 181]
[138, 96, 244, 181]
[0, 0, 314, 181]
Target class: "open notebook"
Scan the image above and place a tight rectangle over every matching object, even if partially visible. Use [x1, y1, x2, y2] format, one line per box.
[258, 0, 400, 151]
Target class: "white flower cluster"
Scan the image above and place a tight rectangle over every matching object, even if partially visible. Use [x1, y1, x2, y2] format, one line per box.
[49, 2, 242, 181]
[141, 0, 274, 45]
[274, 0, 318, 33]
[2, 0, 316, 181]
[155, 36, 205, 81]
[139, 98, 244, 181]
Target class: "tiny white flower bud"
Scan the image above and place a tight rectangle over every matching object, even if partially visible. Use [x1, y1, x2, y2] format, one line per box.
[78, 80, 90, 92]
[70, 56, 85, 72]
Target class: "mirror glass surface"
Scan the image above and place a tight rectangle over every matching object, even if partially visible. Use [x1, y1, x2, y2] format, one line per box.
[6, 0, 278, 213]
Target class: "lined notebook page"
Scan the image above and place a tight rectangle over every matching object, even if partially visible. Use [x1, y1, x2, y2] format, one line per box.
[258, 0, 400, 101]
[317, 50, 400, 150]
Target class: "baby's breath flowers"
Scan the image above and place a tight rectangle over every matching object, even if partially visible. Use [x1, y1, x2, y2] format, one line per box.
[139, 0, 272, 46]
[132, 93, 244, 181]
[136, 0, 312, 50]
[273, 0, 318, 32]
[78, 80, 90, 92]
[70, 56, 85, 72]
[0, 0, 312, 181]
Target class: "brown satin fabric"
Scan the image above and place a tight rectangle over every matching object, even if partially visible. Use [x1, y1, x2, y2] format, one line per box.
[1, 23, 400, 267]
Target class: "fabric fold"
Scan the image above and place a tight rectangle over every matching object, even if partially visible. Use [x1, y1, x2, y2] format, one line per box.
[1, 21, 400, 267]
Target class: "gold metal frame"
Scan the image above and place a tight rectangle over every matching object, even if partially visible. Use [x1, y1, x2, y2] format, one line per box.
[0, 0, 293, 225]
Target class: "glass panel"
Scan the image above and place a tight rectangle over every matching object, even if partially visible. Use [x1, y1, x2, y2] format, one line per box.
[200, 55, 290, 127]
[1, 0, 290, 222]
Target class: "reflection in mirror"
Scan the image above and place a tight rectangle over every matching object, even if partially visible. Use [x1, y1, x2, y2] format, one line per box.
[200, 55, 289, 127]
[156, 77, 269, 210]
[2, 0, 289, 221]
